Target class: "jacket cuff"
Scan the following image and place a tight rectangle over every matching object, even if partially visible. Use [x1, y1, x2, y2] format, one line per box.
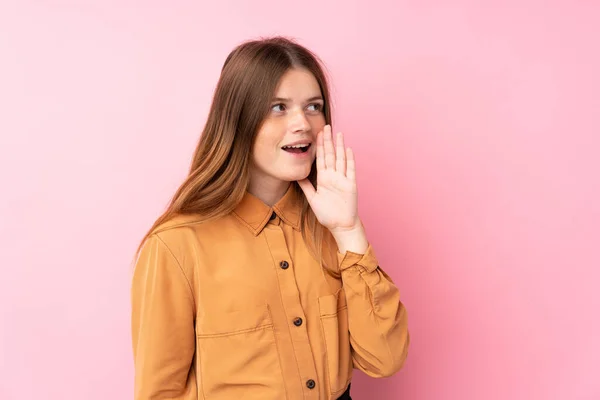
[337, 243, 379, 273]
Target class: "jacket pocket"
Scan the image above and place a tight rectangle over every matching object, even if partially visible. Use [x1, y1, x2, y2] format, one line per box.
[196, 304, 286, 399]
[318, 289, 352, 396]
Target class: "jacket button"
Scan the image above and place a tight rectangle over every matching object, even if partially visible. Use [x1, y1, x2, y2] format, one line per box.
[280, 261, 289, 270]
[306, 379, 316, 389]
[293, 317, 303, 326]
[269, 211, 277, 220]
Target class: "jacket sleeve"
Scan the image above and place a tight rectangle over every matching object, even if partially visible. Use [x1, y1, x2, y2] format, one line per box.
[131, 233, 197, 400]
[338, 243, 410, 378]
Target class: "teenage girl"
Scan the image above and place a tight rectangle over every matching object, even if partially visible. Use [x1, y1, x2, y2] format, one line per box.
[131, 36, 410, 400]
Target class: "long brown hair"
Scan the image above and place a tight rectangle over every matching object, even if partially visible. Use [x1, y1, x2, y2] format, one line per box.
[135, 36, 334, 266]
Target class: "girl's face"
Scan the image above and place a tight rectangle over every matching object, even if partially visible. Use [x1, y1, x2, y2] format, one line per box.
[249, 68, 326, 194]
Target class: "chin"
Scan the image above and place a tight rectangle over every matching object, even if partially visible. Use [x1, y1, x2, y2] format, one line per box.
[279, 169, 311, 182]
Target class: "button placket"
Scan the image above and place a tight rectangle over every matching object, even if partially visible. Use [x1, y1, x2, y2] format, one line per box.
[262, 221, 319, 396]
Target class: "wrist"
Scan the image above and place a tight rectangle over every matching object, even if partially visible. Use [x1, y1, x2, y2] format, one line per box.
[330, 219, 368, 255]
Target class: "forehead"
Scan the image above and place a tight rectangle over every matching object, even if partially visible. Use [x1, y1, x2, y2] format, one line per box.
[274, 68, 321, 97]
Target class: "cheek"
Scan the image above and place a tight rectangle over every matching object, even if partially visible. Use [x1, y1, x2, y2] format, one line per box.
[251, 140, 272, 164]
[252, 124, 282, 163]
[310, 115, 327, 132]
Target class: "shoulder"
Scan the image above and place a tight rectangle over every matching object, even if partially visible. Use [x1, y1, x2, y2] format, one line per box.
[145, 212, 236, 259]
[137, 214, 210, 289]
[151, 213, 205, 236]
[137, 213, 204, 265]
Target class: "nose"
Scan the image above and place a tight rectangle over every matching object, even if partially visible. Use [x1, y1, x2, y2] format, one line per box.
[289, 107, 311, 133]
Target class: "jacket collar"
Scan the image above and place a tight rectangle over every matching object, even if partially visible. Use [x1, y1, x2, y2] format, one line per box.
[233, 183, 302, 236]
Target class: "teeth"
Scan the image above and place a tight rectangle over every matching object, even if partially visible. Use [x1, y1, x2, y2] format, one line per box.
[283, 144, 309, 149]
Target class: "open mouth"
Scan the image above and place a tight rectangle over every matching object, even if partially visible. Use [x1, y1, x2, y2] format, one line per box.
[282, 144, 311, 154]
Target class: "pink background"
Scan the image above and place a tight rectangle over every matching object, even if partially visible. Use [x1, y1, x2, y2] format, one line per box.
[1, 1, 599, 399]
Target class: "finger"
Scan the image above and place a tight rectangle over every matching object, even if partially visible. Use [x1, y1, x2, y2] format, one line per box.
[316, 129, 325, 172]
[324, 125, 336, 170]
[346, 147, 356, 182]
[297, 178, 316, 202]
[335, 131, 346, 176]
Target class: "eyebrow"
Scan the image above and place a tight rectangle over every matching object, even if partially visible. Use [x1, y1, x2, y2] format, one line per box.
[271, 96, 324, 103]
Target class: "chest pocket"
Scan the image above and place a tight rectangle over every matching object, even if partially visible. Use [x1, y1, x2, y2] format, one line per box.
[196, 304, 287, 399]
[318, 288, 352, 396]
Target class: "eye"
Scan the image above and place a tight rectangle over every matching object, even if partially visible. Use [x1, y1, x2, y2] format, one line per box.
[307, 103, 323, 112]
[271, 103, 286, 112]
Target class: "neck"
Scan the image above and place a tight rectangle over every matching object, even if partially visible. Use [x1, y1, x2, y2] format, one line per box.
[247, 177, 292, 207]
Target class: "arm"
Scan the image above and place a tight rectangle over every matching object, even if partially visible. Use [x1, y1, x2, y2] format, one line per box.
[131, 234, 197, 399]
[297, 125, 410, 376]
[332, 222, 410, 378]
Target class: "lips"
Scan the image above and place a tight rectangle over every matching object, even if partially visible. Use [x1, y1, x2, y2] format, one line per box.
[282, 143, 311, 153]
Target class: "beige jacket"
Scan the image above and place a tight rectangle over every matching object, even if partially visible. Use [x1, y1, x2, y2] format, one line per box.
[131, 184, 409, 400]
